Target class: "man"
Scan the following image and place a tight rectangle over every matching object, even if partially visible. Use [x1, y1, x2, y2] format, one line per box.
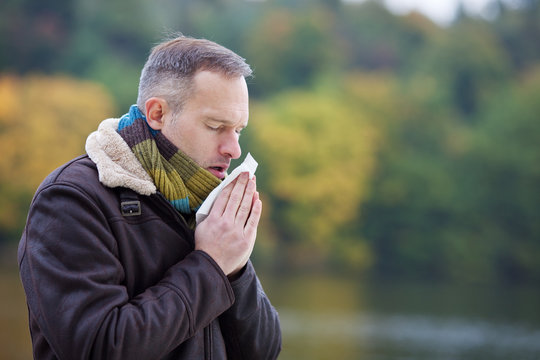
[18, 36, 282, 359]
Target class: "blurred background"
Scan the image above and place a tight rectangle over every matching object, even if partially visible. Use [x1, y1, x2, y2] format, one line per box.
[1, 0, 540, 358]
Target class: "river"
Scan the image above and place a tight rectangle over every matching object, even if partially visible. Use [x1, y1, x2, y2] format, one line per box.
[261, 273, 540, 360]
[2, 265, 540, 359]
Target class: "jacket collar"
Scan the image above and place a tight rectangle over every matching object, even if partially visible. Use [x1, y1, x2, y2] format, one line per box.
[85, 118, 157, 195]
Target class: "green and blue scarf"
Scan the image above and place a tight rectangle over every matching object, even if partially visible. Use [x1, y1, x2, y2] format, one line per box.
[118, 105, 220, 224]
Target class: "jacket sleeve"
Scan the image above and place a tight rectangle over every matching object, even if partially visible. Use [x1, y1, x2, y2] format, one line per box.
[18, 182, 235, 360]
[219, 261, 282, 359]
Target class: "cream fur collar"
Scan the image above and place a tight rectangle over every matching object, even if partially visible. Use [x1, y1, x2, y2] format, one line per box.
[85, 118, 156, 195]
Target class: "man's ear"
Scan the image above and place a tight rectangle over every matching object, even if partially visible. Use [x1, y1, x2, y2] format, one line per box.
[145, 97, 170, 131]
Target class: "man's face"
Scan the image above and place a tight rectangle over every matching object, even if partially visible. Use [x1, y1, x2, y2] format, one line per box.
[161, 70, 249, 180]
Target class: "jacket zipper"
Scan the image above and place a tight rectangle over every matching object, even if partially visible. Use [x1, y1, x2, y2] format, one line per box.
[155, 191, 216, 358]
[205, 325, 213, 359]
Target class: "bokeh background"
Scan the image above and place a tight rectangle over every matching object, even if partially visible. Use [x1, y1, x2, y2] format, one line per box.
[1, 0, 540, 359]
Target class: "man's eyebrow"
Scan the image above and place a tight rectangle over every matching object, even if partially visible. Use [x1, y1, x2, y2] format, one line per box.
[205, 116, 230, 123]
[205, 116, 247, 127]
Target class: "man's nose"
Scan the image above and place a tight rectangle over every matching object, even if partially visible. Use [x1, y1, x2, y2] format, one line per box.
[219, 131, 242, 159]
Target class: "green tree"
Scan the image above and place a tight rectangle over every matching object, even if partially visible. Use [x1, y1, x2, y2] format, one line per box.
[0, 0, 75, 72]
[406, 19, 512, 119]
[459, 66, 540, 282]
[245, 6, 340, 96]
[249, 73, 397, 271]
[337, 1, 439, 72]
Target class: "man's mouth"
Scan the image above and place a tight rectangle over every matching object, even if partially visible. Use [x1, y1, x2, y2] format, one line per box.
[208, 166, 228, 180]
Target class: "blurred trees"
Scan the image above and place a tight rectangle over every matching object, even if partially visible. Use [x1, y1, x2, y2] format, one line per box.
[250, 74, 388, 270]
[0, 0, 76, 73]
[245, 7, 339, 94]
[0, 75, 114, 241]
[462, 67, 540, 282]
[1, 0, 539, 284]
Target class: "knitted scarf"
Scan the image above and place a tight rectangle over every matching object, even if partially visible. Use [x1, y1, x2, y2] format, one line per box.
[117, 105, 221, 225]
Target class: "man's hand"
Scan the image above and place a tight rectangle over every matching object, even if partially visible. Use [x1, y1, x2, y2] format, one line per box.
[194, 172, 262, 277]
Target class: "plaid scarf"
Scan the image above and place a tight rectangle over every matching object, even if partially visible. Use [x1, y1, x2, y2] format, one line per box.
[117, 105, 221, 224]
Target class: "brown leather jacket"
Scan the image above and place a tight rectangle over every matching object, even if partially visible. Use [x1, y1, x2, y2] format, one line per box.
[18, 119, 281, 359]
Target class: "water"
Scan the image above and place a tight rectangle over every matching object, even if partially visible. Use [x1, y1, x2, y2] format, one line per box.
[2, 264, 540, 360]
[261, 274, 540, 360]
[277, 308, 540, 359]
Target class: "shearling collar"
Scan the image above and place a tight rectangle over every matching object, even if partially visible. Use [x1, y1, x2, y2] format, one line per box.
[85, 118, 156, 195]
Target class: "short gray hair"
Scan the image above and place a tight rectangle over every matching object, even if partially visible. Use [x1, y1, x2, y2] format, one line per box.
[137, 35, 252, 115]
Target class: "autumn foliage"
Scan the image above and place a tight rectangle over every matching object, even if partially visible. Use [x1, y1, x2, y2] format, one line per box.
[0, 74, 114, 235]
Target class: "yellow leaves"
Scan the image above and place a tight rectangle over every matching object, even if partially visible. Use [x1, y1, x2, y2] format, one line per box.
[0, 74, 114, 192]
[251, 74, 391, 247]
[0, 73, 114, 234]
[0, 75, 21, 121]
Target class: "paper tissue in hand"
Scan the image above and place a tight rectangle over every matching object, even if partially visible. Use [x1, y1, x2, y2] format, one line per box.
[195, 153, 258, 224]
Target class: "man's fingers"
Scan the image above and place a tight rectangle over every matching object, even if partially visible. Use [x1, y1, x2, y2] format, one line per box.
[235, 177, 257, 224]
[244, 195, 262, 239]
[223, 172, 250, 219]
[208, 172, 257, 227]
[196, 174, 260, 276]
[209, 177, 237, 217]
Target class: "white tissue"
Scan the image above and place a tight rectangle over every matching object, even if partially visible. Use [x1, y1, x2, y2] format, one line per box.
[196, 153, 258, 224]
